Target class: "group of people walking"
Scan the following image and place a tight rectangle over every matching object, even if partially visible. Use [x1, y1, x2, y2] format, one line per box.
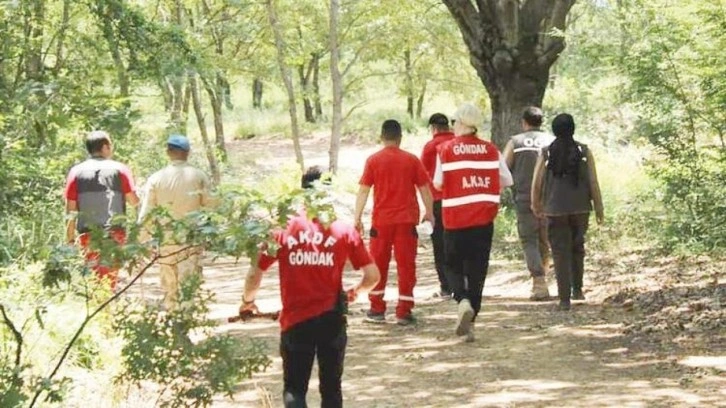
[64, 131, 215, 309]
[64, 102, 604, 407]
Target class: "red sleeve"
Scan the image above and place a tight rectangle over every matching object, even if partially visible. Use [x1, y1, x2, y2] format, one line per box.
[414, 157, 429, 187]
[257, 230, 282, 271]
[257, 252, 278, 271]
[347, 228, 372, 269]
[64, 168, 78, 201]
[420, 142, 436, 179]
[119, 165, 135, 194]
[359, 157, 374, 186]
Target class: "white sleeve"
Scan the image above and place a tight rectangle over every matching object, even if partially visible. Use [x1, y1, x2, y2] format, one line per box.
[499, 152, 513, 188]
[433, 154, 443, 188]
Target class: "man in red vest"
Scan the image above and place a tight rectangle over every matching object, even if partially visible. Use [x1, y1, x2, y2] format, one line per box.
[420, 113, 456, 299]
[433, 103, 513, 341]
[240, 166, 380, 407]
[355, 119, 434, 325]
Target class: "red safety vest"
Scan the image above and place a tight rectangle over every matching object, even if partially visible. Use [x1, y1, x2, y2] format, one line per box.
[439, 135, 501, 230]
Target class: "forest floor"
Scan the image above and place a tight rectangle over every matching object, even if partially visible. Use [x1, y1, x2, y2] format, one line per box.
[126, 134, 724, 408]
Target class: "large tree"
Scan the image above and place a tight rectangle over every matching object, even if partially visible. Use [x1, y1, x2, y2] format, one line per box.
[442, 0, 576, 147]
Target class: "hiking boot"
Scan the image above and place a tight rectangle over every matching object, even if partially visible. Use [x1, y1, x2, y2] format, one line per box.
[529, 276, 550, 301]
[396, 314, 417, 326]
[572, 289, 586, 301]
[556, 300, 571, 311]
[455, 299, 475, 336]
[465, 322, 476, 343]
[365, 310, 386, 323]
[432, 290, 452, 300]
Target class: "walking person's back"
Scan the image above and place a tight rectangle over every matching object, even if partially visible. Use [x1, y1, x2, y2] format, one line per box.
[355, 119, 434, 325]
[64, 130, 139, 289]
[138, 135, 215, 309]
[531, 113, 604, 310]
[503, 107, 555, 300]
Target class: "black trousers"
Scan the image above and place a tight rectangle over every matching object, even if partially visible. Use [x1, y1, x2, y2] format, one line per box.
[431, 200, 449, 293]
[444, 223, 494, 320]
[280, 310, 347, 408]
[546, 213, 589, 302]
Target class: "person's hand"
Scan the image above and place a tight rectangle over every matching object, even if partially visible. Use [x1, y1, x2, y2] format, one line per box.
[346, 287, 358, 303]
[531, 205, 543, 219]
[423, 212, 435, 226]
[239, 299, 259, 316]
[354, 219, 364, 234]
[596, 212, 605, 225]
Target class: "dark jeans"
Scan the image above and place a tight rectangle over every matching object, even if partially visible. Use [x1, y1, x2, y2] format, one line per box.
[281, 310, 347, 408]
[431, 200, 449, 293]
[444, 223, 494, 320]
[547, 213, 590, 303]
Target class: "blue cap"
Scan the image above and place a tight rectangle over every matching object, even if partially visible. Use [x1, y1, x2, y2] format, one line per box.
[167, 134, 190, 151]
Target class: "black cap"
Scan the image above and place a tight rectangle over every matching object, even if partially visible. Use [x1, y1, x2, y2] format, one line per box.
[428, 113, 449, 127]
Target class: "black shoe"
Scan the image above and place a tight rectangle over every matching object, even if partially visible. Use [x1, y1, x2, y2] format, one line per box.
[396, 314, 417, 326]
[365, 310, 386, 323]
[432, 290, 452, 300]
[556, 300, 571, 311]
[572, 289, 585, 301]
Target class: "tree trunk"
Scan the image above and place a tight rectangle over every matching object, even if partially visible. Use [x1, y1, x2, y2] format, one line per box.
[299, 63, 315, 123]
[189, 72, 220, 185]
[265, 0, 304, 171]
[98, 14, 129, 99]
[488, 73, 548, 148]
[252, 78, 263, 109]
[160, 78, 173, 112]
[24, 0, 47, 147]
[416, 81, 427, 119]
[328, 0, 343, 174]
[182, 81, 191, 121]
[404, 49, 414, 118]
[312, 54, 323, 118]
[202, 75, 227, 157]
[169, 76, 186, 132]
[51, 0, 70, 76]
[442, 0, 576, 148]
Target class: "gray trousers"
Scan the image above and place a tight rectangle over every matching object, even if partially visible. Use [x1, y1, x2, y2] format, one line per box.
[546, 213, 590, 302]
[516, 206, 550, 278]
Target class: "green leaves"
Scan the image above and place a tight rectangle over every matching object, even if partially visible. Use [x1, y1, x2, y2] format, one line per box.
[114, 274, 271, 407]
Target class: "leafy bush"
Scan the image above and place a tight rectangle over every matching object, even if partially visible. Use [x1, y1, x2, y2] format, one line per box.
[114, 274, 271, 407]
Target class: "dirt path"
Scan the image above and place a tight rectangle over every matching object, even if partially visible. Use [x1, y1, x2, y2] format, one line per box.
[143, 135, 724, 407]
[196, 251, 724, 408]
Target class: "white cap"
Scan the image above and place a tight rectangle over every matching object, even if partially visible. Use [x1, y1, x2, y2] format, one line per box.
[452, 103, 483, 129]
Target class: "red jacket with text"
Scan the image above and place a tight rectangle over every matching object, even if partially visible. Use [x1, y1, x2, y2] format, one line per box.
[439, 135, 501, 230]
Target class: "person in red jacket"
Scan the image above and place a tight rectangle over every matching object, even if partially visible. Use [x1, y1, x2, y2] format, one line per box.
[240, 166, 380, 408]
[433, 103, 513, 341]
[420, 113, 456, 299]
[354, 119, 434, 325]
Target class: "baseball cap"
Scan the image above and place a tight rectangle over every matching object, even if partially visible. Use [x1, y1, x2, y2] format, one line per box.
[452, 103, 483, 129]
[428, 113, 449, 127]
[167, 134, 190, 151]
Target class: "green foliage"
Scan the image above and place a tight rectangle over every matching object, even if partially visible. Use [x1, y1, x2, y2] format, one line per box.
[114, 275, 271, 407]
[618, 0, 726, 252]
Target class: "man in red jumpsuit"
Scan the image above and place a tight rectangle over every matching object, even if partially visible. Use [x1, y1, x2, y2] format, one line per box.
[354, 119, 434, 325]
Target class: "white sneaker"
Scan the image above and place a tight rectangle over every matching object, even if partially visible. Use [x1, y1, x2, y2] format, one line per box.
[456, 299, 474, 336]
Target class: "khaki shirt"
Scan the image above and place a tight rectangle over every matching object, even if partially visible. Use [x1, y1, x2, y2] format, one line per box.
[139, 160, 215, 222]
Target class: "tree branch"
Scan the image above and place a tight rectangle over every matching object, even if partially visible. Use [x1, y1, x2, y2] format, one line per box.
[27, 245, 194, 408]
[0, 304, 23, 368]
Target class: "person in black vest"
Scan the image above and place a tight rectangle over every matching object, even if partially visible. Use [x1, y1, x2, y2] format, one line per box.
[503, 107, 555, 301]
[531, 113, 604, 310]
